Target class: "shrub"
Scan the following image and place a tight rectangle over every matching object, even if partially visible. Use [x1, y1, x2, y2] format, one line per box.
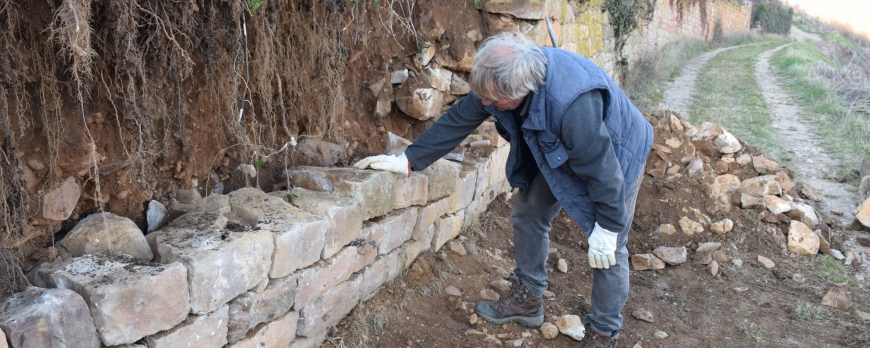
[751, 0, 793, 35]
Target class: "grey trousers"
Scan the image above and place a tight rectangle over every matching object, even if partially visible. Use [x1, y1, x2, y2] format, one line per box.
[511, 171, 643, 337]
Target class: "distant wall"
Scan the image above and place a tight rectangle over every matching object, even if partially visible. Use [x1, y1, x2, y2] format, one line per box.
[485, 0, 752, 79]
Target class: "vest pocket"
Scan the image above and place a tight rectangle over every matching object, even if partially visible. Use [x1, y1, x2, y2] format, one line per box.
[539, 139, 568, 168]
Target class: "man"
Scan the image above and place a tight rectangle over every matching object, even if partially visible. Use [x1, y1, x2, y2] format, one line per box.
[354, 32, 652, 347]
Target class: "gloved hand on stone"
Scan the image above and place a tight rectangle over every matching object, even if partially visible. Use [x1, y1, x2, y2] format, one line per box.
[587, 222, 619, 269]
[353, 153, 410, 177]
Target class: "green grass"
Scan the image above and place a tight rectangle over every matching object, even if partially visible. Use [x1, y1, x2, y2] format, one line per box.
[688, 40, 787, 154]
[812, 255, 858, 287]
[770, 43, 870, 169]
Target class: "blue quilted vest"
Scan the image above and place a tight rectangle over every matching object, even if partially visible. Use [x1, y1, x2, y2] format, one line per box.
[485, 47, 653, 235]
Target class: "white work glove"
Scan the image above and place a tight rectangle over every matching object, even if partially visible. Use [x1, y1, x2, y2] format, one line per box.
[587, 222, 619, 269]
[353, 153, 410, 177]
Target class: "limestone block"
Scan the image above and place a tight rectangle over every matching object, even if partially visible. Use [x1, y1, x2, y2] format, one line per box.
[376, 208, 419, 255]
[692, 122, 723, 141]
[0, 287, 101, 348]
[631, 254, 665, 270]
[485, 145, 510, 191]
[711, 219, 734, 234]
[420, 159, 461, 201]
[788, 221, 820, 256]
[856, 198, 870, 228]
[788, 202, 819, 227]
[413, 197, 450, 239]
[386, 132, 412, 156]
[740, 175, 781, 197]
[450, 74, 471, 95]
[227, 274, 299, 343]
[42, 176, 80, 220]
[437, 49, 474, 72]
[41, 253, 189, 346]
[148, 212, 273, 314]
[396, 87, 443, 120]
[273, 188, 363, 259]
[60, 212, 153, 261]
[709, 174, 740, 206]
[421, 67, 452, 92]
[741, 193, 763, 208]
[483, 0, 544, 19]
[358, 222, 384, 268]
[295, 246, 365, 310]
[228, 311, 299, 348]
[390, 69, 408, 84]
[653, 246, 687, 265]
[432, 213, 464, 251]
[752, 156, 780, 174]
[461, 198, 484, 230]
[296, 139, 344, 166]
[714, 130, 742, 153]
[399, 237, 426, 265]
[447, 167, 479, 214]
[678, 216, 704, 235]
[229, 188, 327, 277]
[287, 167, 396, 220]
[420, 45, 436, 66]
[775, 171, 795, 193]
[763, 195, 792, 215]
[393, 172, 428, 209]
[297, 276, 362, 337]
[145, 305, 228, 348]
[476, 121, 508, 148]
[287, 330, 327, 348]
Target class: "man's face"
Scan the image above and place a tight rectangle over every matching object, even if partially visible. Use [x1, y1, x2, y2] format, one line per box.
[480, 82, 527, 111]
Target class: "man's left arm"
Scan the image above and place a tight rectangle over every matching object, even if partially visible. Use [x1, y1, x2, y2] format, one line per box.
[561, 90, 627, 269]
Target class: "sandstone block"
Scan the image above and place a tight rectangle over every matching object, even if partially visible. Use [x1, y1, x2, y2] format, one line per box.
[787, 202, 819, 227]
[273, 188, 363, 259]
[145, 305, 228, 348]
[432, 213, 464, 251]
[485, 145, 510, 191]
[692, 122, 724, 141]
[296, 139, 344, 166]
[631, 254, 665, 270]
[414, 197, 450, 239]
[390, 69, 408, 84]
[741, 193, 763, 208]
[763, 195, 792, 215]
[821, 289, 852, 310]
[421, 67, 452, 92]
[741, 175, 782, 197]
[656, 224, 676, 234]
[229, 188, 327, 278]
[788, 220, 819, 256]
[42, 253, 189, 346]
[653, 246, 687, 265]
[287, 331, 327, 348]
[374, 207, 419, 255]
[227, 274, 299, 343]
[0, 287, 101, 348]
[393, 172, 428, 209]
[228, 311, 299, 348]
[42, 176, 80, 220]
[556, 314, 585, 341]
[148, 212, 273, 314]
[60, 212, 152, 261]
[757, 255, 775, 268]
[386, 132, 412, 155]
[297, 276, 362, 337]
[288, 167, 396, 220]
[450, 73, 471, 95]
[775, 171, 795, 192]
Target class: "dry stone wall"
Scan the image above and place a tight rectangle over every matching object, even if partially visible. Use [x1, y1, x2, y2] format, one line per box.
[0, 124, 510, 348]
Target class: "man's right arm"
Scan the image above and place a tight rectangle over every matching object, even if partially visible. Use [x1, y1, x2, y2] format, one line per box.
[404, 93, 492, 170]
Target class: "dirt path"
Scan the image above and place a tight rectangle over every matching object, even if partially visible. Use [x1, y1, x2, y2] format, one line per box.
[755, 44, 857, 225]
[790, 25, 823, 42]
[660, 45, 744, 118]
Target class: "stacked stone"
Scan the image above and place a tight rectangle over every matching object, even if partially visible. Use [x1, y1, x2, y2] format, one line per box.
[0, 124, 511, 348]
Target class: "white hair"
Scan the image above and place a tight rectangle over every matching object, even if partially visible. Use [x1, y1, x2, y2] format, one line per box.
[470, 32, 547, 100]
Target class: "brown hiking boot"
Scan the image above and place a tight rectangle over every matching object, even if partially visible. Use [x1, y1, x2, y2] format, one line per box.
[579, 323, 618, 348]
[473, 273, 543, 327]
